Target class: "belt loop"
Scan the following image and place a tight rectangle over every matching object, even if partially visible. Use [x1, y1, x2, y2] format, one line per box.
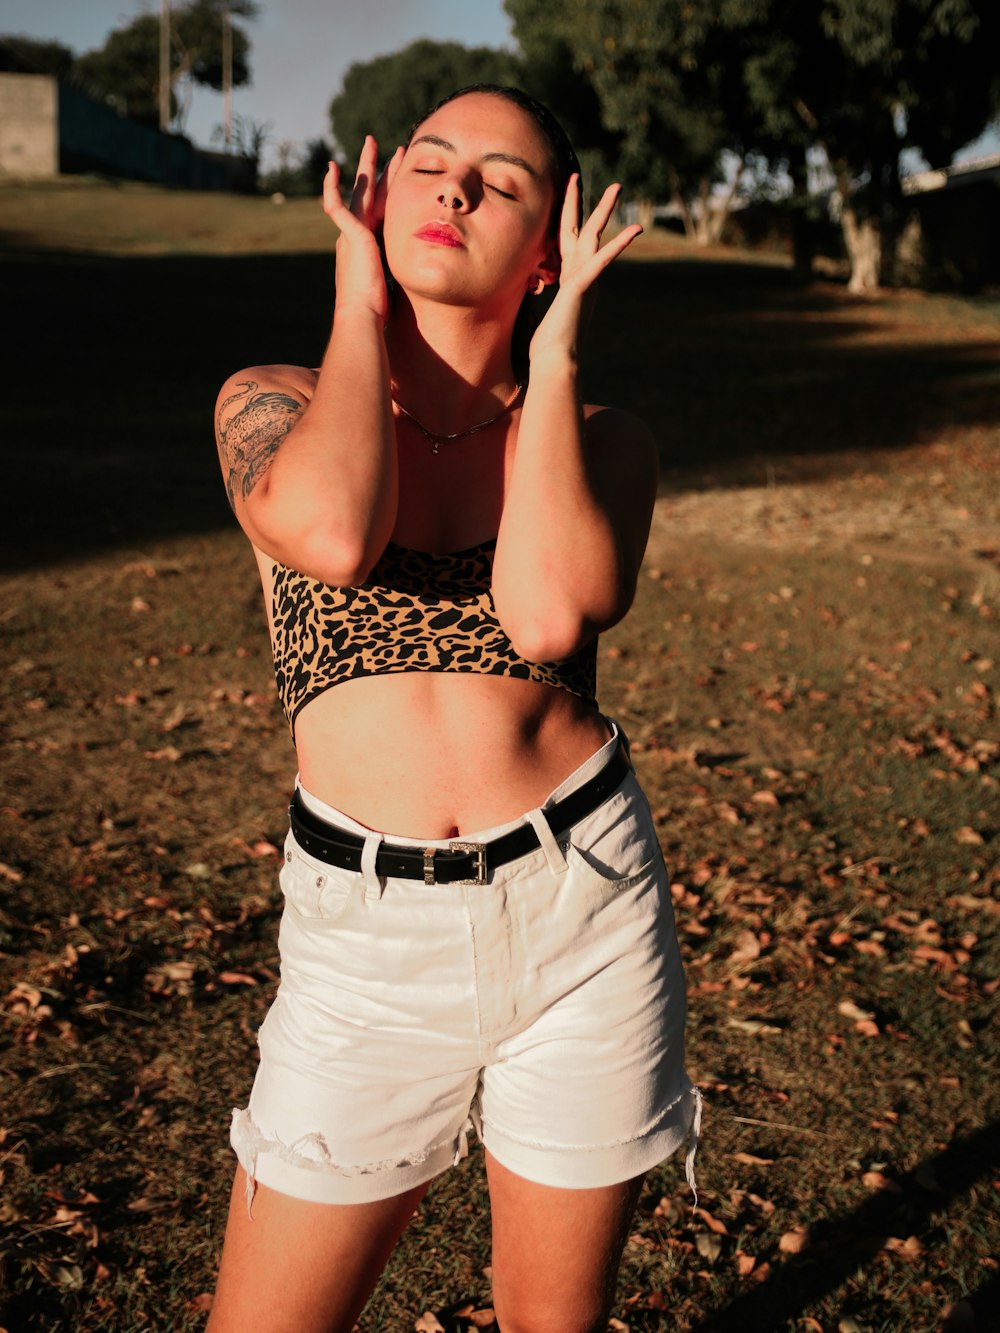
[525, 808, 568, 876]
[361, 831, 384, 902]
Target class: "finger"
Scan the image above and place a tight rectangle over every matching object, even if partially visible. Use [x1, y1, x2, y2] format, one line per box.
[559, 173, 581, 246]
[373, 145, 404, 225]
[350, 135, 379, 218]
[322, 159, 343, 220]
[579, 222, 642, 280]
[582, 182, 623, 241]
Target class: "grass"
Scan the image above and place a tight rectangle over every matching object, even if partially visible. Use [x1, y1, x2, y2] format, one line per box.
[0, 177, 998, 1332]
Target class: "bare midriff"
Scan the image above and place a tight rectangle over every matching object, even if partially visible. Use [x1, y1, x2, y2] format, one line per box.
[292, 672, 611, 839]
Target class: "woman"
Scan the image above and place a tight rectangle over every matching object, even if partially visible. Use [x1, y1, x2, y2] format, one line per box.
[208, 85, 699, 1333]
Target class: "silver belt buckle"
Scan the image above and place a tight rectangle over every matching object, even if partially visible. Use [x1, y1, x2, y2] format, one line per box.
[449, 840, 488, 886]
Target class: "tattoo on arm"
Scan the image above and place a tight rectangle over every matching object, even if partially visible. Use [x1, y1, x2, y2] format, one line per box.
[215, 380, 304, 511]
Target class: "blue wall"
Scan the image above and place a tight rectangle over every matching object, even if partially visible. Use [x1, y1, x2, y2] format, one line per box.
[57, 83, 254, 192]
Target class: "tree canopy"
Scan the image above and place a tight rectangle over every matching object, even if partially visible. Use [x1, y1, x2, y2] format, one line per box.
[329, 39, 521, 168]
[73, 0, 258, 130]
[505, 0, 1000, 287]
[0, 34, 76, 79]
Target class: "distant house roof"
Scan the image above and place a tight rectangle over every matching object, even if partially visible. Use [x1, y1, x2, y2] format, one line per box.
[902, 152, 1000, 196]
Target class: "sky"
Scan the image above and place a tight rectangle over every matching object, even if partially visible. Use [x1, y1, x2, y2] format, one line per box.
[3, 0, 515, 168]
[4, 1, 997, 174]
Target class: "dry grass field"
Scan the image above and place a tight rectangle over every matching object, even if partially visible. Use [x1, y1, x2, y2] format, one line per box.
[1, 178, 997, 1332]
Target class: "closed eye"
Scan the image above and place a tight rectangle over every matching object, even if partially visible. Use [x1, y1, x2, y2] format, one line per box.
[487, 184, 516, 199]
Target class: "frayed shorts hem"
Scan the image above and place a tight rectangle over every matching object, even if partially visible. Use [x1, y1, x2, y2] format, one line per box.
[231, 1083, 703, 1210]
[482, 1081, 703, 1194]
[230, 1107, 474, 1209]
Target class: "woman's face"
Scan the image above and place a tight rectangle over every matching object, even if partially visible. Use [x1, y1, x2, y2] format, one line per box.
[382, 92, 559, 315]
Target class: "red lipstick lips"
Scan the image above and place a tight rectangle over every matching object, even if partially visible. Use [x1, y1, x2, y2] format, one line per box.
[415, 222, 465, 247]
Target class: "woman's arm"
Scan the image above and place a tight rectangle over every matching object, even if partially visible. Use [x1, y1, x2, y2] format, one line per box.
[491, 179, 656, 661]
[213, 139, 403, 585]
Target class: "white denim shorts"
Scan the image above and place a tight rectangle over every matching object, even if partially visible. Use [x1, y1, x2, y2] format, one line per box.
[230, 726, 701, 1208]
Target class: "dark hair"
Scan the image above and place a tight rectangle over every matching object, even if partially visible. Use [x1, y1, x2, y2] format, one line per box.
[404, 84, 582, 376]
[407, 83, 583, 234]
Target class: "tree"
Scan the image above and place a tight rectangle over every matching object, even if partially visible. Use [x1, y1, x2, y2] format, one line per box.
[508, 0, 1000, 288]
[329, 39, 521, 168]
[73, 0, 258, 131]
[0, 34, 75, 78]
[260, 136, 334, 198]
[714, 0, 1000, 289]
[506, 0, 757, 242]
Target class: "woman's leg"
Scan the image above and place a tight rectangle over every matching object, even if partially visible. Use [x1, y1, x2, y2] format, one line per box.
[206, 1167, 429, 1333]
[485, 1151, 645, 1333]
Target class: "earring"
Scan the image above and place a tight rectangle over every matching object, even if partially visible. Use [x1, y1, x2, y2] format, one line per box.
[531, 276, 545, 296]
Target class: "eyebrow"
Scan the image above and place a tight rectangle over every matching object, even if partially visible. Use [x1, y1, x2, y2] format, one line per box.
[410, 134, 540, 178]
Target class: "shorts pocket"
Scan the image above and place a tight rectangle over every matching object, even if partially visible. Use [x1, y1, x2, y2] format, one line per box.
[279, 830, 359, 925]
[565, 778, 662, 892]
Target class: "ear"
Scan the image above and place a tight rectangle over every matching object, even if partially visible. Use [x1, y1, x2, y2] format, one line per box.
[534, 240, 561, 289]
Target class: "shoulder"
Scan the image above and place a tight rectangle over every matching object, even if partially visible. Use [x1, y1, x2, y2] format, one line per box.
[215, 363, 318, 419]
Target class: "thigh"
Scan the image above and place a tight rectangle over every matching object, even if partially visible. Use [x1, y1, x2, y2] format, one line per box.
[206, 1168, 428, 1333]
[486, 1151, 644, 1333]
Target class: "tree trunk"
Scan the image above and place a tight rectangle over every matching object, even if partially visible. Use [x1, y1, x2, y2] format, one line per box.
[707, 159, 745, 246]
[636, 198, 655, 232]
[789, 143, 814, 284]
[842, 204, 882, 293]
[668, 166, 696, 241]
[693, 178, 713, 245]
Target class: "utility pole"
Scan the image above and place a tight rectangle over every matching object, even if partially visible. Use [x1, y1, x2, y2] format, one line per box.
[222, 3, 232, 153]
[159, 0, 171, 132]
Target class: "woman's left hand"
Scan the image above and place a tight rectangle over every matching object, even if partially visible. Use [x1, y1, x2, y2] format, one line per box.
[528, 176, 642, 367]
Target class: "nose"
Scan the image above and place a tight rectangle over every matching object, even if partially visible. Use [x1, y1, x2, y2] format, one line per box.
[437, 185, 466, 210]
[436, 168, 476, 212]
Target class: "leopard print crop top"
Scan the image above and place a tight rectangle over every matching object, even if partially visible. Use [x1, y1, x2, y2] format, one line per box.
[269, 539, 598, 735]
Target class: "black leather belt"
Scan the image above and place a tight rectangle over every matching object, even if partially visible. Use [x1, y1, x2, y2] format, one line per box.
[288, 744, 631, 886]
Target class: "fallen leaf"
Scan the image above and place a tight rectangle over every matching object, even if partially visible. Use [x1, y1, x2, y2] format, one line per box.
[728, 930, 762, 965]
[730, 1151, 774, 1166]
[736, 1251, 757, 1277]
[695, 1232, 723, 1263]
[751, 790, 780, 806]
[218, 971, 257, 987]
[414, 1315, 445, 1333]
[862, 1171, 902, 1192]
[188, 1294, 214, 1313]
[695, 1206, 729, 1235]
[855, 1019, 881, 1037]
[467, 1312, 496, 1329]
[778, 1225, 809, 1254]
[727, 1018, 783, 1035]
[883, 1234, 924, 1260]
[955, 826, 984, 845]
[838, 1000, 875, 1022]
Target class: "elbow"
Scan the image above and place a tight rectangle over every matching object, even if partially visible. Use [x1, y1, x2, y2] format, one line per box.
[288, 528, 380, 586]
[503, 609, 594, 664]
[252, 509, 380, 585]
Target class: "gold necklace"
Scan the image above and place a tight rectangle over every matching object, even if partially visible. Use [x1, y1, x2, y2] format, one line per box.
[391, 382, 524, 454]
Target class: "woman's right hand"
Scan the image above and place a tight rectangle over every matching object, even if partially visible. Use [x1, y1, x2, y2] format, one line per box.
[323, 136, 404, 324]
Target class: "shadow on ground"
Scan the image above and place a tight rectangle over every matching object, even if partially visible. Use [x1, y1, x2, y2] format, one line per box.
[2, 246, 998, 572]
[684, 1119, 1000, 1332]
